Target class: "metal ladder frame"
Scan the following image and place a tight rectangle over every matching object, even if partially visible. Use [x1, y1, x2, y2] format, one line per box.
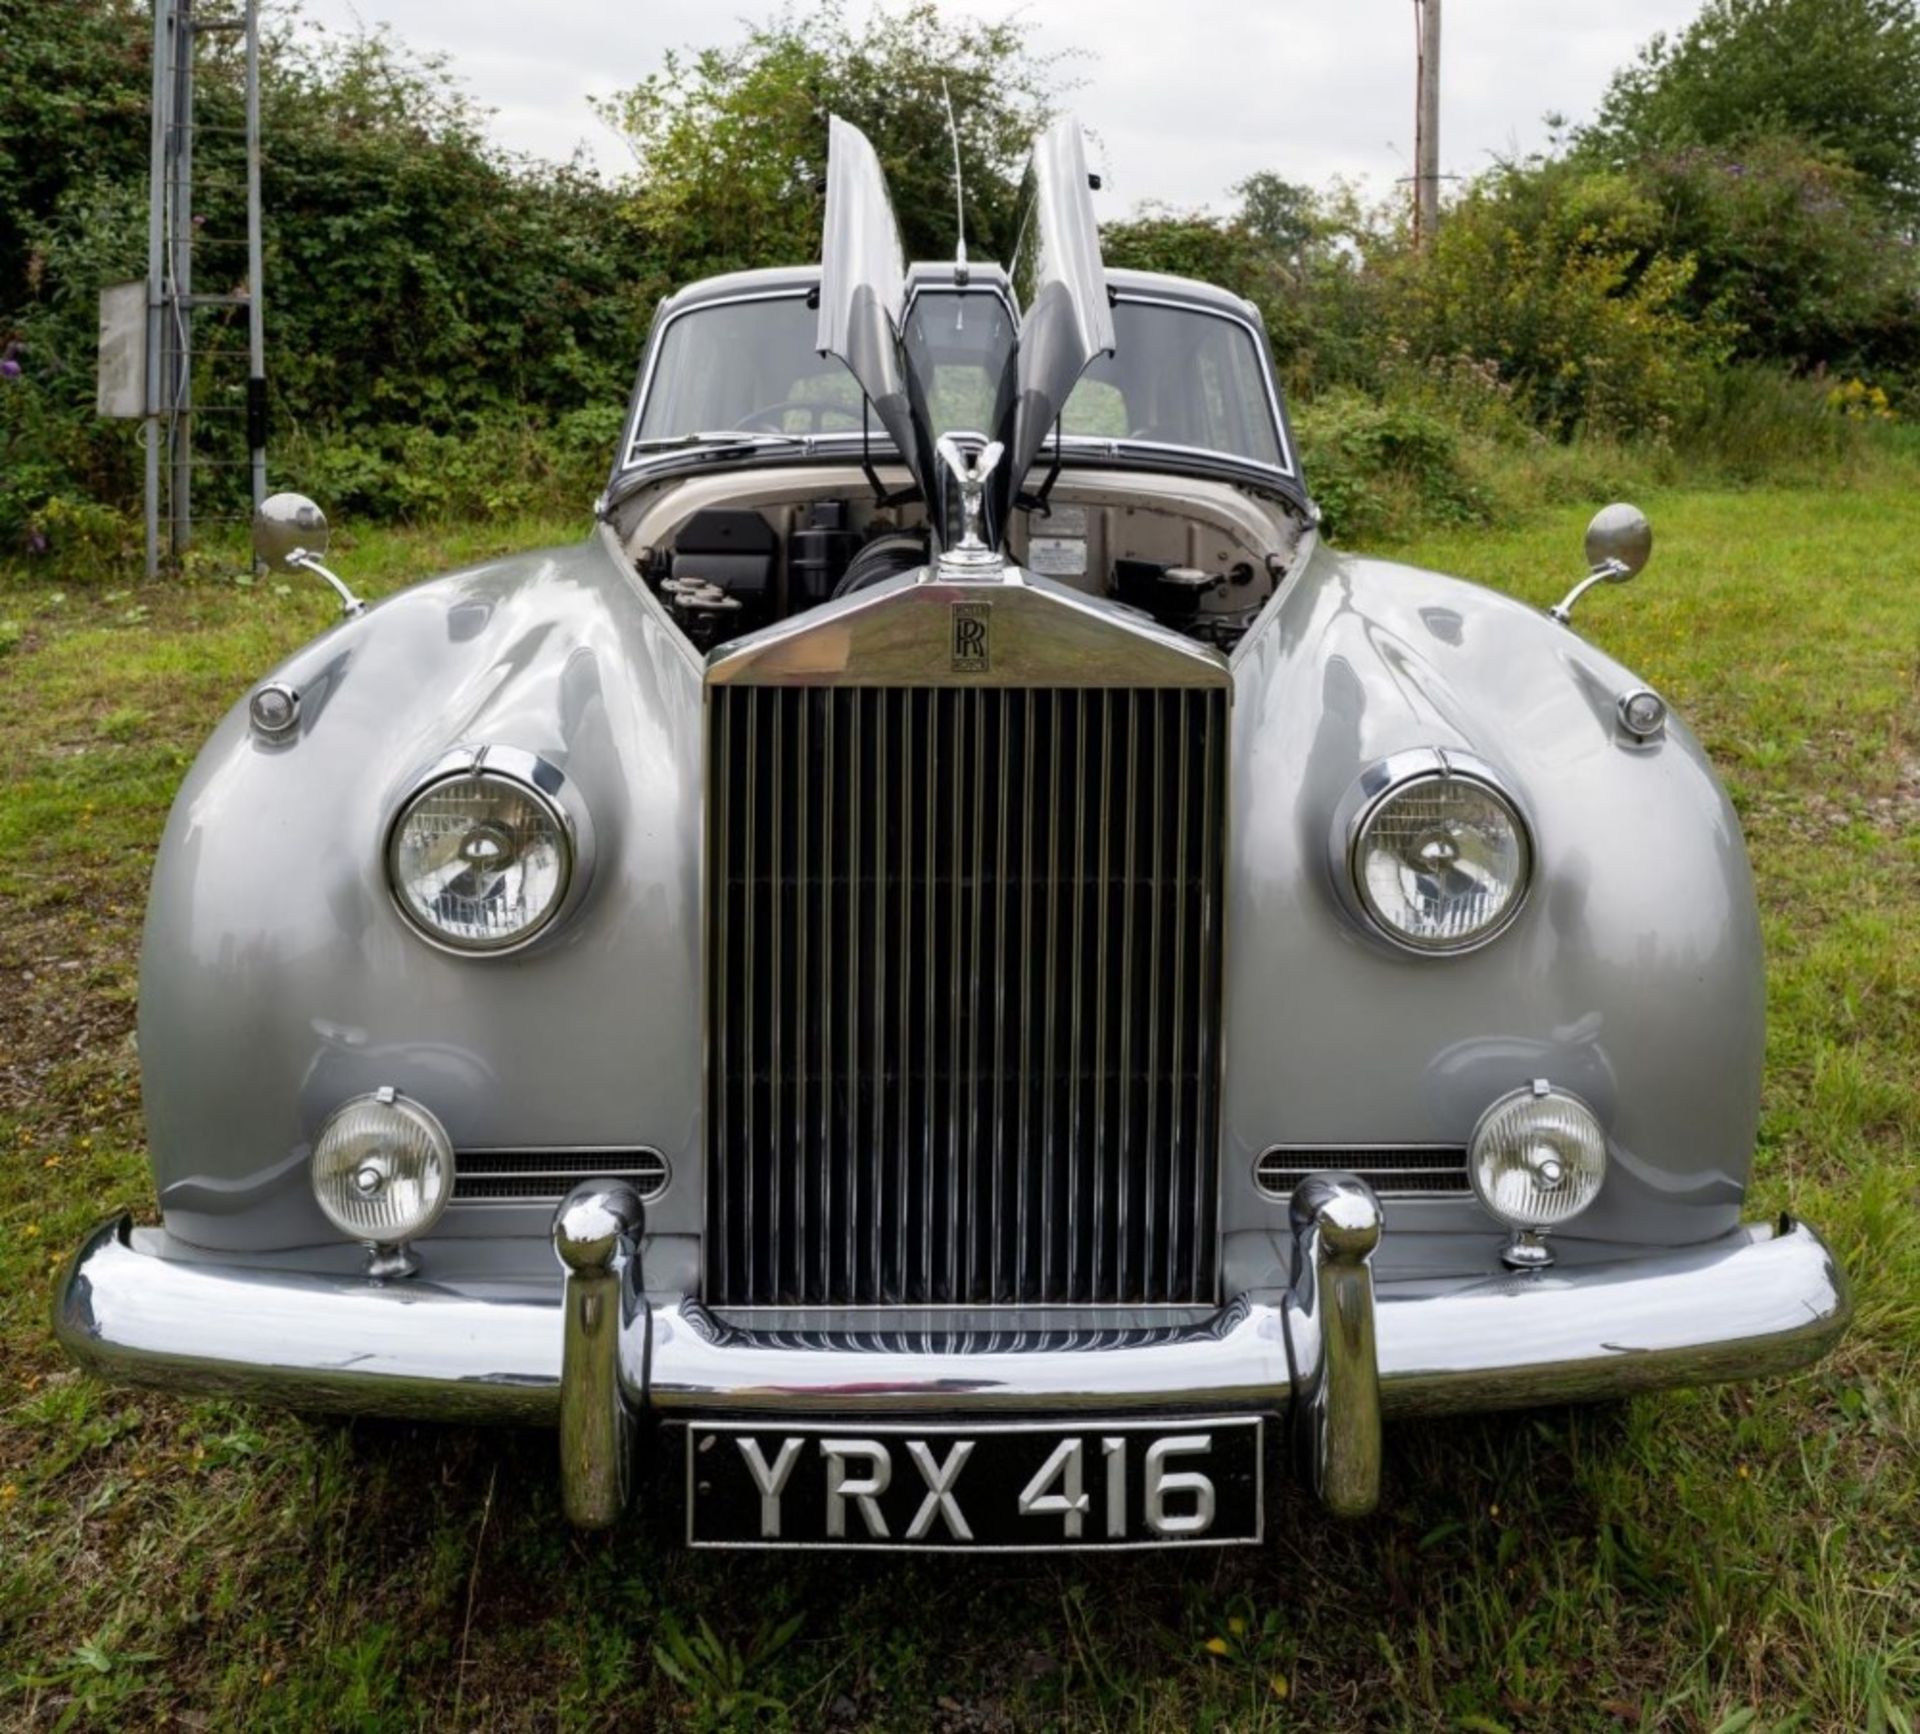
[144, 0, 266, 576]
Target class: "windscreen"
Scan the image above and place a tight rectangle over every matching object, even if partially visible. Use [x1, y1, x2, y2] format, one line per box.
[632, 297, 867, 446]
[629, 290, 1289, 476]
[903, 289, 1016, 441]
[633, 289, 1016, 457]
[1059, 301, 1285, 470]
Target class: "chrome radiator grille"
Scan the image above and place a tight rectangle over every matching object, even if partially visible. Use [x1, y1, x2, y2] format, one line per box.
[706, 685, 1227, 1308]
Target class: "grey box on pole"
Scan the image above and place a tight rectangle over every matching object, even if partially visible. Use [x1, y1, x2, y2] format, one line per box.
[97, 281, 148, 419]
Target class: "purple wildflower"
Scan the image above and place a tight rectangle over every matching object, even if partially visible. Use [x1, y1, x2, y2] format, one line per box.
[27, 530, 49, 555]
[0, 358, 19, 379]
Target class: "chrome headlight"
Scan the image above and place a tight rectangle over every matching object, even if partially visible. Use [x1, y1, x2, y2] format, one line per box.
[311, 1088, 453, 1244]
[1344, 752, 1531, 952]
[387, 754, 577, 952]
[1469, 1082, 1607, 1232]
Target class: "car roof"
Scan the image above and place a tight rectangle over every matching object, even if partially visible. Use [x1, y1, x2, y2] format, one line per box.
[655, 261, 1265, 338]
[657, 261, 1017, 316]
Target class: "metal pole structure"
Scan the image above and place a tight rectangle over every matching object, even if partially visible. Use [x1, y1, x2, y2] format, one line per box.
[144, 0, 170, 578]
[1414, 0, 1442, 248]
[167, 0, 196, 556]
[244, 0, 266, 517]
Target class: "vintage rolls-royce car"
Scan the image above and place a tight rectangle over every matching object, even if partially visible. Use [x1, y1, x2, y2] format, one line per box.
[55, 117, 1849, 1549]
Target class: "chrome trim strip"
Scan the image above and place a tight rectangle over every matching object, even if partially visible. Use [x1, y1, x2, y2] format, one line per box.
[55, 1215, 1849, 1431]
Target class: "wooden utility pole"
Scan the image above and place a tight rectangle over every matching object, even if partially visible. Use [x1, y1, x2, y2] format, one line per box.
[1414, 0, 1441, 247]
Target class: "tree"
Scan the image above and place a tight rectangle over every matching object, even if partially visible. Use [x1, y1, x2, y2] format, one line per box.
[599, 3, 1070, 278]
[1583, 0, 1920, 214]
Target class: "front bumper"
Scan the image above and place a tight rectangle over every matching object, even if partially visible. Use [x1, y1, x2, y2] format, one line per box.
[54, 1193, 1850, 1526]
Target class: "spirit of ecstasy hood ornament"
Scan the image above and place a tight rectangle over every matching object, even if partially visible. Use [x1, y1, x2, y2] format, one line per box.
[934, 435, 1007, 577]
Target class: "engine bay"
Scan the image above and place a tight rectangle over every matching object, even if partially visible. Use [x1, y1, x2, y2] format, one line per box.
[618, 465, 1309, 653]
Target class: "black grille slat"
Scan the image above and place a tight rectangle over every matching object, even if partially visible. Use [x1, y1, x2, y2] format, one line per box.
[709, 684, 1227, 1308]
[1255, 1146, 1471, 1201]
[453, 1148, 669, 1203]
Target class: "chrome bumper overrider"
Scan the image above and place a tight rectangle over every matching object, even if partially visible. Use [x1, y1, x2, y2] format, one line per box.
[54, 1185, 1850, 1528]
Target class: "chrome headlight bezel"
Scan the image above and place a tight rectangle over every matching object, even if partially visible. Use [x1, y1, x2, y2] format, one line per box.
[1332, 748, 1534, 956]
[384, 746, 594, 957]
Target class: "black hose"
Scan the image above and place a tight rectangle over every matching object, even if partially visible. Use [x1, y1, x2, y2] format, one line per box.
[831, 531, 928, 598]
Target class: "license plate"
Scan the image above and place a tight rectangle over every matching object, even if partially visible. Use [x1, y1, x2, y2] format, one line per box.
[685, 1417, 1264, 1551]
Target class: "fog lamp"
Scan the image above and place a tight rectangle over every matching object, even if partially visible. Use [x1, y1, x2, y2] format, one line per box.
[1468, 1080, 1607, 1268]
[311, 1088, 453, 1263]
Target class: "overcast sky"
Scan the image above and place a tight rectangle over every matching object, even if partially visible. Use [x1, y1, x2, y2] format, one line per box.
[297, 0, 1706, 213]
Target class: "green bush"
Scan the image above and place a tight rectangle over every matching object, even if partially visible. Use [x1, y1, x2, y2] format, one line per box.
[1631, 137, 1920, 382]
[1, 4, 657, 551]
[280, 410, 617, 524]
[1292, 389, 1490, 542]
[1379, 161, 1734, 439]
[1678, 363, 1865, 479]
[7, 0, 1920, 564]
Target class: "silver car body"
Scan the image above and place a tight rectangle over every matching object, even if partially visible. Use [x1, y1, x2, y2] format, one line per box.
[56, 117, 1847, 1543]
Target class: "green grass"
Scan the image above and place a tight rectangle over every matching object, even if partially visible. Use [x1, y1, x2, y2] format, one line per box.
[1, 483, 1915, 1731]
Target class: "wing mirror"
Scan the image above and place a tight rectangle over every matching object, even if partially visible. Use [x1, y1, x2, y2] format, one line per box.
[252, 493, 363, 616]
[1549, 503, 1653, 626]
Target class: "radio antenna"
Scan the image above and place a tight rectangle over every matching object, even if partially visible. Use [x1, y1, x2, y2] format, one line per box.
[942, 78, 969, 284]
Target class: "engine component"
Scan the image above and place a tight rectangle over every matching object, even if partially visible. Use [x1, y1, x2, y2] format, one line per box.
[789, 500, 862, 606]
[1113, 557, 1226, 632]
[670, 509, 776, 610]
[665, 579, 743, 651]
[833, 530, 929, 597]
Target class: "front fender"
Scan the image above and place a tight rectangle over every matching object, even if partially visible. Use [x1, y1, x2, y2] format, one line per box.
[1222, 541, 1763, 1248]
[139, 528, 707, 1252]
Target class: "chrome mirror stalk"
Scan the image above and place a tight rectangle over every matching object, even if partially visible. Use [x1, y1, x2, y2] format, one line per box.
[286, 548, 365, 618]
[1549, 502, 1653, 627]
[553, 1181, 647, 1529]
[1285, 1174, 1383, 1518]
[252, 492, 364, 616]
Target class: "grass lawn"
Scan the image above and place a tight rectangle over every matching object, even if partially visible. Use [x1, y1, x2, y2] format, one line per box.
[0, 482, 1915, 1732]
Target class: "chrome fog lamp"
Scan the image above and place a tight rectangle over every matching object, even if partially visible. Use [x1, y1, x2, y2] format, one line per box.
[1347, 753, 1531, 952]
[311, 1087, 454, 1275]
[387, 758, 574, 953]
[1469, 1080, 1607, 1269]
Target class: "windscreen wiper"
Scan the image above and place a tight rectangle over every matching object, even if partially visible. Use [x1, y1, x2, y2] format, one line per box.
[627, 430, 815, 453]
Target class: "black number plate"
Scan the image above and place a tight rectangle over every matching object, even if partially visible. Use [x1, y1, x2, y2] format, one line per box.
[686, 1417, 1263, 1551]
